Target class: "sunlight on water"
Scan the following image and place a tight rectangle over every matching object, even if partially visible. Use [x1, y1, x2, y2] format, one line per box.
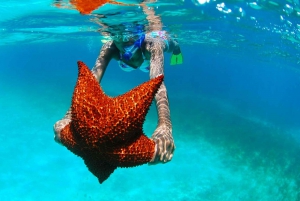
[0, 0, 299, 44]
[1, 0, 300, 65]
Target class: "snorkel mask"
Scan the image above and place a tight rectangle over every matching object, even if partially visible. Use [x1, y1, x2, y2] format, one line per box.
[122, 34, 145, 60]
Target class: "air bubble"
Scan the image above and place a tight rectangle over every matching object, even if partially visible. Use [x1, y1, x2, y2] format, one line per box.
[216, 3, 232, 14]
[283, 4, 294, 15]
[249, 2, 262, 10]
[286, 20, 293, 26]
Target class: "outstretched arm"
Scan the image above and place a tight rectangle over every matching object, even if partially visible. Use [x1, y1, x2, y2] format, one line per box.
[53, 41, 115, 143]
[146, 37, 175, 164]
[91, 40, 116, 82]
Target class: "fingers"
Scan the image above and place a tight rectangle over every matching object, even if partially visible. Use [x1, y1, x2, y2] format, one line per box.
[150, 135, 175, 164]
[162, 139, 175, 163]
[53, 118, 71, 144]
[165, 141, 175, 162]
[53, 121, 63, 144]
[160, 137, 167, 162]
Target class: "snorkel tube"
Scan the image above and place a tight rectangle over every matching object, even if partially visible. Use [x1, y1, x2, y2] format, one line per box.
[122, 34, 145, 60]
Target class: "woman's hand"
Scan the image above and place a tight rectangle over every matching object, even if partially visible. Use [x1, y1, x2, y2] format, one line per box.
[149, 125, 175, 164]
[53, 109, 71, 144]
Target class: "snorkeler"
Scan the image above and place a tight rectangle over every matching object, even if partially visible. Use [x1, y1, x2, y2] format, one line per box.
[53, 0, 183, 164]
[54, 27, 182, 164]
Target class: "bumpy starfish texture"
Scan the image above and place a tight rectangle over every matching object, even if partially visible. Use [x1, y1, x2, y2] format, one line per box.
[59, 61, 163, 183]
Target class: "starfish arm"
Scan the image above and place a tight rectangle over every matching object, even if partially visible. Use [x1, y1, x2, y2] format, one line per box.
[146, 38, 175, 164]
[83, 154, 117, 184]
[104, 134, 155, 167]
[54, 42, 115, 144]
[59, 124, 84, 156]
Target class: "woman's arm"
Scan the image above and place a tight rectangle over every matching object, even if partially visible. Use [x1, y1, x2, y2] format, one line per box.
[146, 37, 175, 164]
[91, 40, 116, 82]
[53, 41, 116, 143]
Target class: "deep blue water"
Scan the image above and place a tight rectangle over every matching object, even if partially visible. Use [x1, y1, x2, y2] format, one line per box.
[1, 0, 300, 200]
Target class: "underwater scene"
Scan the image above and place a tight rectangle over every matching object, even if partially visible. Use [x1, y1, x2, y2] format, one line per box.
[1, 0, 300, 200]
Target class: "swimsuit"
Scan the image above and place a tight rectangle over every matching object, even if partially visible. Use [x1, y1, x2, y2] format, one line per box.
[118, 31, 169, 73]
[118, 51, 150, 72]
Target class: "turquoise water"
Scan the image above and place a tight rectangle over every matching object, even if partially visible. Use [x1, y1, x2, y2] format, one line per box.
[1, 0, 300, 200]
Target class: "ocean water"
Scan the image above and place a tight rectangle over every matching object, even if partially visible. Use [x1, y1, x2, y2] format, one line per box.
[1, 0, 300, 200]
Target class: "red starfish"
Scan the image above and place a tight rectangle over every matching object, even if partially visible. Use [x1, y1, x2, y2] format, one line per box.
[59, 61, 163, 183]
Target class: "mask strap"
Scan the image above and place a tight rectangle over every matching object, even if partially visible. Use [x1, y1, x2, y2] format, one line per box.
[135, 34, 145, 48]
